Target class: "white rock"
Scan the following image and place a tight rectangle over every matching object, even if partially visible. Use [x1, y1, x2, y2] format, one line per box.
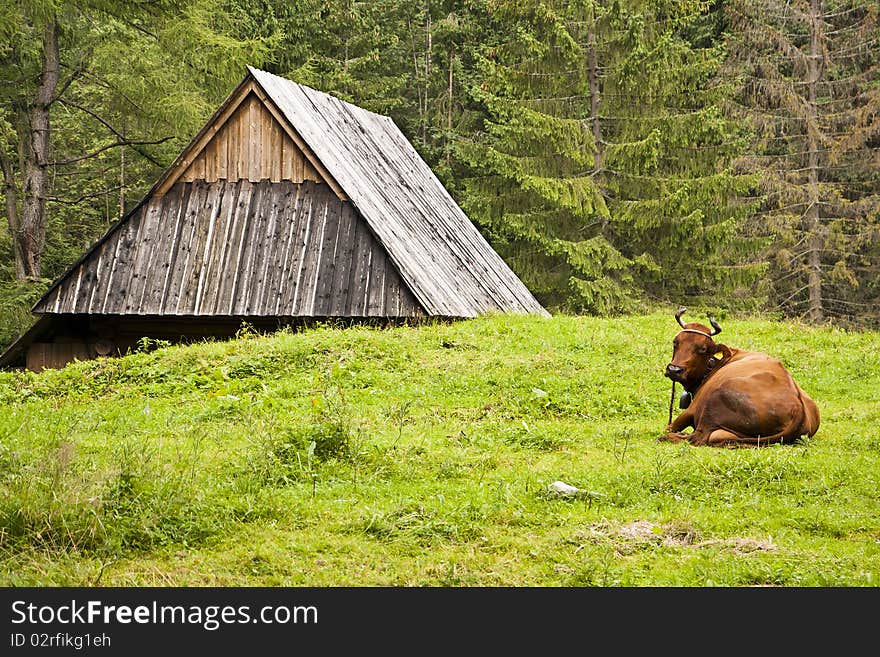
[548, 480, 581, 496]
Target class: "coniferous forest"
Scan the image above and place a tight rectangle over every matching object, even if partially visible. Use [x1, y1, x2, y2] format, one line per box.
[1, 0, 877, 350]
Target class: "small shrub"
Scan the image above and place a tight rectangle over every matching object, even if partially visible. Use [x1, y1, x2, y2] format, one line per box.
[0, 279, 50, 352]
[250, 386, 357, 484]
[134, 336, 172, 354]
[0, 434, 225, 555]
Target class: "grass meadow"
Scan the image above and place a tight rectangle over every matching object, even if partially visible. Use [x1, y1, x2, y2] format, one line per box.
[0, 312, 878, 586]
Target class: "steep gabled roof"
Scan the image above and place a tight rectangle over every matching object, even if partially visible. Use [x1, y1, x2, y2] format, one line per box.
[30, 67, 547, 320]
[244, 67, 547, 318]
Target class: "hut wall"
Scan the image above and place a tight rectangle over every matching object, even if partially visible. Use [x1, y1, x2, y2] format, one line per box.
[26, 341, 91, 372]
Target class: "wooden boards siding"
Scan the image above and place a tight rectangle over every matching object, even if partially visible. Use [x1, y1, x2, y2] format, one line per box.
[33, 180, 424, 319]
[247, 66, 549, 319]
[178, 93, 323, 186]
[26, 342, 91, 372]
[29, 66, 546, 338]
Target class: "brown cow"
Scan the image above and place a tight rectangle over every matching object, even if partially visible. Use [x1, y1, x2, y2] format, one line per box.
[661, 307, 820, 447]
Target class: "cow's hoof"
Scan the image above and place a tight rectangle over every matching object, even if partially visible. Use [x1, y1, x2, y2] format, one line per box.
[659, 433, 685, 443]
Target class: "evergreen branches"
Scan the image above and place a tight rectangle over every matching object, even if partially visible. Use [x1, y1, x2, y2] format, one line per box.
[726, 0, 879, 324]
[0, 0, 875, 330]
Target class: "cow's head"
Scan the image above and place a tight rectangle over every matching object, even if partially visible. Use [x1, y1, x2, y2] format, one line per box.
[665, 307, 730, 392]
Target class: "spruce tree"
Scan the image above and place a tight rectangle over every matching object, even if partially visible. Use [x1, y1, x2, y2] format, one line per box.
[456, 0, 763, 314]
[603, 1, 764, 309]
[270, 0, 411, 117]
[456, 0, 626, 313]
[726, 0, 880, 325]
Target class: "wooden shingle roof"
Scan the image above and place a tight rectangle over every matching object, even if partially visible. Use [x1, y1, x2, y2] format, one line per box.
[28, 67, 547, 321]
[245, 67, 548, 318]
[33, 180, 425, 318]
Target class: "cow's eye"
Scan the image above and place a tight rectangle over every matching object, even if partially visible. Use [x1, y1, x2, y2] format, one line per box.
[697, 346, 708, 355]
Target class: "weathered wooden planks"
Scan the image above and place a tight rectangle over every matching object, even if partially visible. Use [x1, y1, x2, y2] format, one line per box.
[219, 180, 254, 314]
[32, 67, 545, 326]
[178, 91, 324, 187]
[229, 181, 265, 314]
[33, 180, 423, 319]
[248, 66, 548, 318]
[26, 342, 91, 372]
[327, 201, 357, 316]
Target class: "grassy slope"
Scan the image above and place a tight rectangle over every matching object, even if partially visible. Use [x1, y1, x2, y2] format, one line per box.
[0, 312, 878, 586]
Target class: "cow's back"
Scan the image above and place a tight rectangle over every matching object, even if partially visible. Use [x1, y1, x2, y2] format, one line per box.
[694, 350, 817, 440]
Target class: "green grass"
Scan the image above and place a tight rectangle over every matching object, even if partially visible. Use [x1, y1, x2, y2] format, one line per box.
[0, 312, 878, 586]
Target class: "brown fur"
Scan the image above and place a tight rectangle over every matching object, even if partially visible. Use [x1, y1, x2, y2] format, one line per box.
[661, 321, 820, 448]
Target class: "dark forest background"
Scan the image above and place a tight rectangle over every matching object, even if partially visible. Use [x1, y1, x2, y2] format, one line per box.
[1, 0, 877, 350]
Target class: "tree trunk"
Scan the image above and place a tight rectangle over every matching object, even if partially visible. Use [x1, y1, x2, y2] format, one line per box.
[423, 4, 431, 144]
[17, 17, 59, 280]
[446, 47, 453, 165]
[119, 119, 126, 218]
[0, 149, 23, 279]
[806, 0, 823, 322]
[587, 22, 603, 174]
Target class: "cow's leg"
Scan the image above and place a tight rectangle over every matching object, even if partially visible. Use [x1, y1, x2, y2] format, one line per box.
[705, 429, 747, 447]
[666, 409, 693, 433]
[660, 409, 695, 442]
[706, 429, 788, 448]
[660, 428, 712, 445]
[659, 431, 689, 443]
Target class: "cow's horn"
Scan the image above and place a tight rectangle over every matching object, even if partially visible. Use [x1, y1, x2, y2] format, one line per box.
[675, 306, 687, 328]
[708, 314, 722, 336]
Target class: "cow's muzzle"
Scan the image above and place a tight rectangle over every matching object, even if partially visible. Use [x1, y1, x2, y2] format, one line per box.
[665, 364, 684, 381]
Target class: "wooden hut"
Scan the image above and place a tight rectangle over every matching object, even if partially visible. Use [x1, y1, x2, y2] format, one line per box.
[0, 66, 548, 371]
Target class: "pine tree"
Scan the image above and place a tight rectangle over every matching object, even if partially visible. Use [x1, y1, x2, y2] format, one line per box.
[456, 0, 630, 313]
[602, 1, 765, 309]
[456, 0, 763, 314]
[726, 0, 880, 325]
[270, 0, 412, 117]
[394, 1, 483, 179]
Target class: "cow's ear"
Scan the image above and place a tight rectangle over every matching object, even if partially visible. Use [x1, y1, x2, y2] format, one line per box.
[713, 344, 732, 361]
